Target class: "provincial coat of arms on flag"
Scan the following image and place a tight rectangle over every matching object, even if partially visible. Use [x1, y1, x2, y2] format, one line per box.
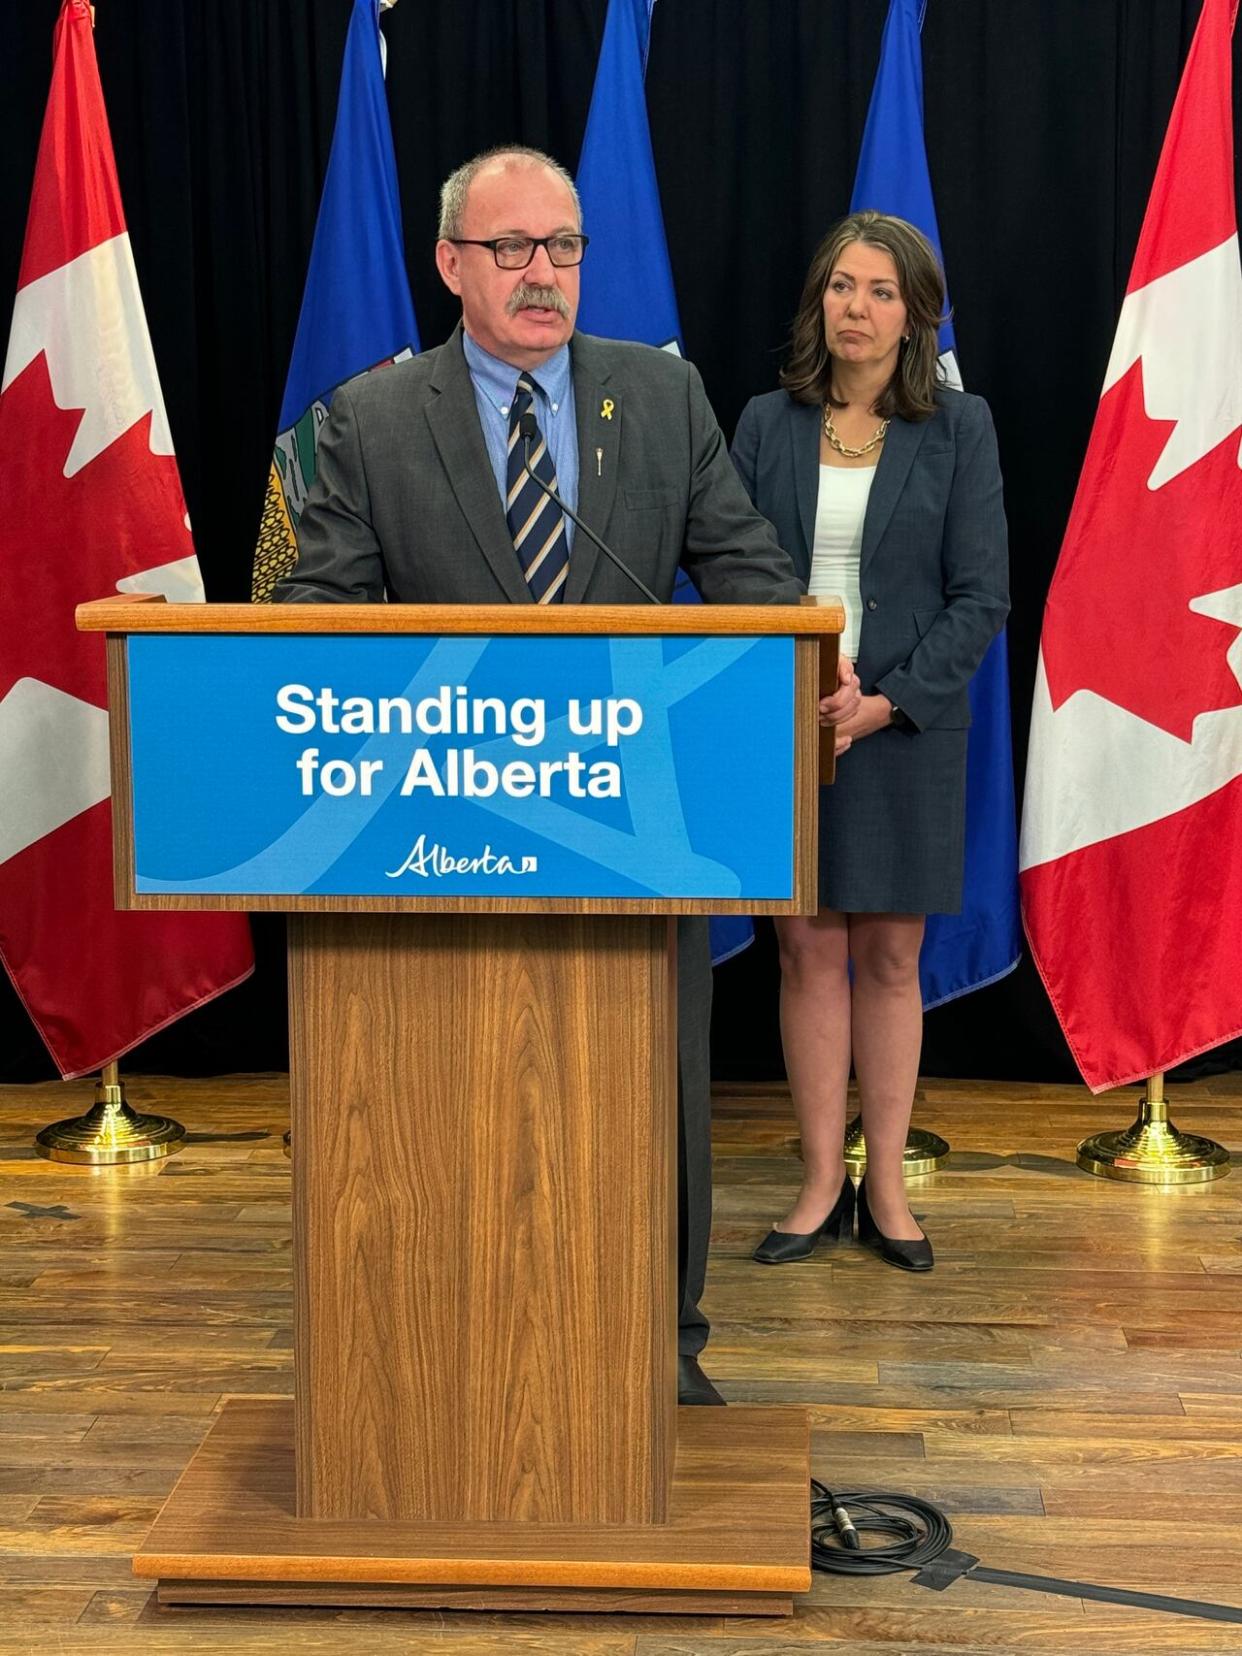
[250, 0, 419, 601]
[252, 345, 414, 600]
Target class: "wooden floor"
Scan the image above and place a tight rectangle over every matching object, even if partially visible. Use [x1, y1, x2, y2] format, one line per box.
[0, 1072, 1240, 1654]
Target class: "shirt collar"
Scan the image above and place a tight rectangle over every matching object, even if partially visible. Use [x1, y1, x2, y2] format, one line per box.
[462, 330, 572, 417]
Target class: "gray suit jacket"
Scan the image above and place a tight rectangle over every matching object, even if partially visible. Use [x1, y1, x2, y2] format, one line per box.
[276, 326, 802, 608]
[731, 388, 1010, 731]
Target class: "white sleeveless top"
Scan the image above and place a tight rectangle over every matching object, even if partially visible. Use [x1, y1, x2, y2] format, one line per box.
[807, 463, 876, 660]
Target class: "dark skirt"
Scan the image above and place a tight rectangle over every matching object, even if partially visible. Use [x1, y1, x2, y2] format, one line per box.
[819, 724, 968, 915]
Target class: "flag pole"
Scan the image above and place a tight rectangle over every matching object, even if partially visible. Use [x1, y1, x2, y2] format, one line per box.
[34, 1062, 186, 1165]
[843, 1117, 950, 1178]
[1076, 1071, 1229, 1183]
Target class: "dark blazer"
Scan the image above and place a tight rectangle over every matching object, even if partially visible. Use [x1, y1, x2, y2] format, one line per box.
[277, 325, 802, 609]
[731, 387, 1010, 730]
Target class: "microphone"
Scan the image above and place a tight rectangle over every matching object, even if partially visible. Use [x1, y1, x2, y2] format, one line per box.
[519, 413, 661, 605]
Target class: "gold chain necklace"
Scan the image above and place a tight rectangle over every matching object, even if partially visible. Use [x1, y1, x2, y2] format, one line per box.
[822, 404, 889, 458]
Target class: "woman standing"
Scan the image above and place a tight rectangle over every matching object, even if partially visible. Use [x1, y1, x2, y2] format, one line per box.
[733, 211, 1009, 1271]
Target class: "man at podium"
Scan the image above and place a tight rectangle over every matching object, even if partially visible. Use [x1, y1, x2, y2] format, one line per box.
[276, 145, 857, 1406]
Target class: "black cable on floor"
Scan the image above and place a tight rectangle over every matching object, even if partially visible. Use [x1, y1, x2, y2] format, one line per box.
[810, 1480, 953, 1576]
[809, 1480, 1242, 1625]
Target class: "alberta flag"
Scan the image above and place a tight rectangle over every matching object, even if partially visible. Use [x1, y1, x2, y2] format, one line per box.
[851, 0, 1021, 1008]
[251, 0, 418, 601]
[577, 0, 750, 963]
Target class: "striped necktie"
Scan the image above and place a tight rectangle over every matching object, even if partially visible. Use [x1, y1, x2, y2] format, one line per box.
[506, 374, 568, 604]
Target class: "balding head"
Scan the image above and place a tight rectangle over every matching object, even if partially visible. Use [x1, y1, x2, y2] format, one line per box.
[438, 146, 581, 242]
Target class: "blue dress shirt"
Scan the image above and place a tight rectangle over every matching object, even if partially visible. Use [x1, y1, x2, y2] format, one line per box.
[461, 330, 578, 552]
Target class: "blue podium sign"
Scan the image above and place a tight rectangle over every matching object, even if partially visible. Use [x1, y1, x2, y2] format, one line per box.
[126, 633, 795, 900]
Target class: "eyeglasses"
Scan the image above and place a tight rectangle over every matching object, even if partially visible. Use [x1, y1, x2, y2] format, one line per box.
[450, 234, 590, 270]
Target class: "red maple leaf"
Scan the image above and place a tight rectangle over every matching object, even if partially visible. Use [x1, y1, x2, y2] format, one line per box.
[1042, 357, 1242, 742]
[0, 351, 192, 707]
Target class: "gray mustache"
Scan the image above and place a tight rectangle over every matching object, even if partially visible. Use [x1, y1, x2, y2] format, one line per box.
[506, 283, 570, 319]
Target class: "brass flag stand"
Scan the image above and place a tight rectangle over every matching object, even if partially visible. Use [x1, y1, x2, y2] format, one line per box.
[844, 1118, 950, 1177]
[1076, 1071, 1230, 1184]
[35, 1064, 186, 1165]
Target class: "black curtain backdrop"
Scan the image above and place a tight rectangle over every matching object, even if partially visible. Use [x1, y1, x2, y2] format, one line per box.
[2, 0, 1238, 1085]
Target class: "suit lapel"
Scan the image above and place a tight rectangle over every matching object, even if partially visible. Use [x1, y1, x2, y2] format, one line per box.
[861, 414, 928, 579]
[424, 326, 532, 603]
[791, 400, 821, 569]
[565, 333, 620, 603]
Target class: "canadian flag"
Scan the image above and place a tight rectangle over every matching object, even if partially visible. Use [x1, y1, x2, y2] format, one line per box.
[1020, 0, 1242, 1092]
[0, 1, 253, 1078]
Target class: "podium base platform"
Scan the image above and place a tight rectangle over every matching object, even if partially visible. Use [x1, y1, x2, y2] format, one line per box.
[135, 1400, 811, 1616]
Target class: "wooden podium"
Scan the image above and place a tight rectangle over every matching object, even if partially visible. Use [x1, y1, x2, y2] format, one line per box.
[78, 597, 841, 1616]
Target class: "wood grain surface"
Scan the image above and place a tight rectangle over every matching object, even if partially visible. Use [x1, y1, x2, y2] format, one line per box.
[105, 636, 135, 910]
[799, 593, 841, 787]
[288, 914, 677, 1526]
[76, 599, 846, 636]
[155, 1582, 794, 1613]
[0, 1071, 1239, 1651]
[119, 891, 819, 917]
[134, 1397, 810, 1597]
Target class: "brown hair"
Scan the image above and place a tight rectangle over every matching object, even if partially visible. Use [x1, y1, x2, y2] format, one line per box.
[779, 210, 948, 421]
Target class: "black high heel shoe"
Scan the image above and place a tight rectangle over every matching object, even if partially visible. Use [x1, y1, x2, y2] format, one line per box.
[856, 1177, 934, 1271]
[752, 1176, 855, 1264]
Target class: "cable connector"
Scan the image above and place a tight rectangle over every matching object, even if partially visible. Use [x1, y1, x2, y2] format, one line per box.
[832, 1502, 862, 1550]
[809, 1480, 953, 1577]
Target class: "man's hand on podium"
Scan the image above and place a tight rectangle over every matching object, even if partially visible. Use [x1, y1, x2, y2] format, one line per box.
[819, 655, 862, 757]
